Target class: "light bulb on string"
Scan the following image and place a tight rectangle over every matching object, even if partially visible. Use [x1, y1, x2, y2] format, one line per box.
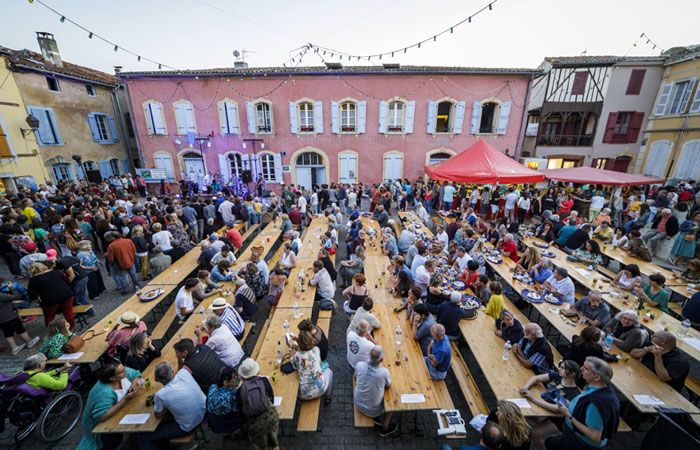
[468, 16, 472, 23]
[418, 42, 421, 48]
[88, 32, 93, 39]
[450, 27, 453, 33]
[137, 56, 141, 62]
[433, 36, 436, 41]
[488, 3, 492, 10]
[158, 64, 162, 69]
[60, 16, 65, 22]
[114, 45, 118, 52]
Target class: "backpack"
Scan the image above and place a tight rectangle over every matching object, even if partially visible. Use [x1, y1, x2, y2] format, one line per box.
[239, 376, 271, 418]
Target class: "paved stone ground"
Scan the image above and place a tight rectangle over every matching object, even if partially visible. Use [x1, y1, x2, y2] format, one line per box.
[0, 203, 652, 449]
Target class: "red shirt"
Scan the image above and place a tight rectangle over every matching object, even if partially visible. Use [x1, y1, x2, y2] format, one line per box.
[500, 240, 519, 263]
[558, 199, 573, 214]
[679, 190, 693, 202]
[226, 228, 243, 249]
[106, 238, 136, 269]
[288, 209, 302, 225]
[461, 270, 478, 288]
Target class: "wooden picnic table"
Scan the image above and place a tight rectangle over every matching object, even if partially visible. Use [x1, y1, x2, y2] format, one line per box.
[459, 298, 558, 417]
[93, 292, 234, 434]
[360, 217, 385, 257]
[398, 211, 434, 239]
[47, 284, 174, 365]
[483, 248, 700, 417]
[148, 248, 201, 285]
[364, 256, 446, 412]
[521, 237, 700, 362]
[235, 222, 282, 266]
[255, 306, 313, 420]
[592, 237, 692, 300]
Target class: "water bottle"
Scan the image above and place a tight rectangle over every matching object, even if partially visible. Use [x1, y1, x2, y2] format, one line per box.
[679, 319, 691, 338]
[199, 307, 206, 324]
[135, 287, 142, 298]
[502, 341, 512, 360]
[604, 333, 614, 351]
[275, 341, 283, 367]
[283, 319, 290, 333]
[395, 325, 403, 347]
[293, 302, 300, 318]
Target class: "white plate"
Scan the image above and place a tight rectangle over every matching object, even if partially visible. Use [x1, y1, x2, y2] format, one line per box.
[528, 293, 541, 300]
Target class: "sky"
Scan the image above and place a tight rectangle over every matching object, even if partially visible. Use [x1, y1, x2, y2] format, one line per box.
[2, 0, 699, 74]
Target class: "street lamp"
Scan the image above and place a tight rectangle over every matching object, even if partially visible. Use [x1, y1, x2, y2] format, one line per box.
[20, 115, 40, 138]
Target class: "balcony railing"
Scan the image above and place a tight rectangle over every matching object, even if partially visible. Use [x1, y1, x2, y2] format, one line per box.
[537, 134, 594, 147]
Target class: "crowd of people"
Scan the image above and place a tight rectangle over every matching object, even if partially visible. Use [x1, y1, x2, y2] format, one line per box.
[0, 174, 699, 449]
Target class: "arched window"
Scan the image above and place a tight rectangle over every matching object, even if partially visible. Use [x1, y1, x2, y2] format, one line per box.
[428, 152, 453, 166]
[260, 153, 276, 182]
[298, 102, 314, 132]
[388, 101, 405, 132]
[254, 102, 272, 133]
[340, 101, 357, 132]
[296, 152, 323, 166]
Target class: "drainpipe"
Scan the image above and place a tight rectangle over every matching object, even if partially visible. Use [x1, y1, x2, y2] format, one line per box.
[120, 80, 145, 169]
[110, 87, 133, 172]
[514, 74, 534, 161]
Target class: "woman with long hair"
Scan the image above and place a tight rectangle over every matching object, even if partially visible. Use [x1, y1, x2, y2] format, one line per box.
[487, 400, 531, 450]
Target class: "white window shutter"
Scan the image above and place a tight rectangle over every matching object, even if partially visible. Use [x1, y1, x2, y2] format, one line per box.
[655, 83, 673, 116]
[143, 104, 155, 135]
[218, 154, 230, 184]
[288, 102, 298, 134]
[184, 102, 196, 133]
[217, 101, 228, 134]
[314, 101, 324, 134]
[87, 113, 100, 142]
[690, 87, 700, 113]
[453, 101, 466, 134]
[228, 102, 240, 134]
[470, 101, 482, 134]
[273, 153, 283, 183]
[404, 101, 415, 133]
[246, 102, 256, 133]
[496, 101, 512, 135]
[174, 103, 187, 135]
[331, 101, 340, 133]
[679, 79, 696, 114]
[151, 103, 166, 135]
[357, 101, 367, 133]
[426, 101, 437, 133]
[378, 101, 388, 133]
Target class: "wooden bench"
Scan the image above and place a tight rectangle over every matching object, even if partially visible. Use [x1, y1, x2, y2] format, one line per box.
[669, 301, 684, 316]
[686, 376, 700, 404]
[596, 266, 616, 280]
[449, 342, 489, 417]
[241, 322, 254, 344]
[18, 304, 94, 330]
[237, 224, 260, 254]
[250, 319, 270, 359]
[150, 302, 177, 341]
[297, 315, 332, 432]
[352, 378, 375, 428]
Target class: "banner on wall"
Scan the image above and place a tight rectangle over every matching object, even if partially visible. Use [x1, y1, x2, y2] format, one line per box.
[135, 168, 167, 182]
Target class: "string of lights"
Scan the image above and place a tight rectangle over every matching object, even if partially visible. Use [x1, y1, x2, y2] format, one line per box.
[306, 0, 499, 62]
[623, 32, 665, 57]
[31, 0, 179, 70]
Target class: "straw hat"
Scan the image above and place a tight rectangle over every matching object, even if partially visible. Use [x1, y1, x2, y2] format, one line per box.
[117, 311, 140, 327]
[237, 358, 260, 379]
[209, 297, 229, 310]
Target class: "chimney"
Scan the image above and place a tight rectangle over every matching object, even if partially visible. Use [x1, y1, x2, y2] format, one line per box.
[36, 32, 63, 67]
[234, 61, 248, 69]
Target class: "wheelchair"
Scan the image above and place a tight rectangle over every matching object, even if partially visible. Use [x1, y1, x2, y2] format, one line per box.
[0, 366, 83, 445]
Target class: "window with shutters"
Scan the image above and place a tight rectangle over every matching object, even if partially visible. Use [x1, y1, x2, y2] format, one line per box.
[218, 100, 239, 134]
[667, 79, 694, 115]
[85, 84, 96, 96]
[83, 160, 96, 172]
[0, 118, 13, 158]
[254, 102, 272, 133]
[479, 102, 497, 133]
[298, 102, 314, 132]
[340, 101, 357, 131]
[144, 101, 166, 135]
[387, 101, 404, 132]
[571, 72, 588, 95]
[173, 100, 197, 135]
[29, 107, 62, 146]
[46, 77, 60, 92]
[260, 153, 276, 182]
[52, 163, 72, 181]
[228, 153, 244, 179]
[674, 141, 700, 180]
[611, 112, 633, 143]
[436, 101, 455, 133]
[625, 69, 646, 95]
[109, 159, 122, 176]
[93, 113, 110, 141]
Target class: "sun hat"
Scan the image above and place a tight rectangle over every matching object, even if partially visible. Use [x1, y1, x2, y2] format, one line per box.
[209, 297, 229, 310]
[237, 358, 260, 379]
[117, 311, 140, 327]
[45, 249, 57, 261]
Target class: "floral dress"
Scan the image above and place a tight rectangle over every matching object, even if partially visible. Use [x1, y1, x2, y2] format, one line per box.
[167, 223, 193, 251]
[573, 249, 603, 268]
[291, 347, 330, 400]
[38, 332, 74, 359]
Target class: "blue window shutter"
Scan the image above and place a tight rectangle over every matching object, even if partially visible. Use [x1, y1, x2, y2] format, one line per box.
[87, 113, 100, 142]
[122, 158, 130, 174]
[48, 109, 63, 145]
[108, 115, 120, 142]
[98, 160, 111, 178]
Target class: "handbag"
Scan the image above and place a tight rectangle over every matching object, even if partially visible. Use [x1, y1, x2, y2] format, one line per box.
[63, 329, 99, 353]
[280, 354, 294, 374]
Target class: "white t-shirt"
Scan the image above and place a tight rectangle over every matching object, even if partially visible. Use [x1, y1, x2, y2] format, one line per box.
[590, 196, 606, 209]
[505, 192, 519, 209]
[456, 254, 473, 272]
[152, 230, 173, 251]
[469, 190, 479, 204]
[347, 192, 357, 207]
[218, 200, 235, 223]
[518, 197, 531, 211]
[206, 326, 244, 368]
[346, 331, 374, 369]
[297, 195, 307, 213]
[442, 185, 456, 202]
[175, 286, 194, 320]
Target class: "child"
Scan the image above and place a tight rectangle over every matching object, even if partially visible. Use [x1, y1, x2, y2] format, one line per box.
[484, 281, 505, 320]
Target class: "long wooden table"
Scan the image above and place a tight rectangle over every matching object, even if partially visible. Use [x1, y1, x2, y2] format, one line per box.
[521, 237, 700, 362]
[592, 237, 692, 300]
[399, 211, 434, 239]
[93, 292, 233, 434]
[484, 247, 700, 417]
[364, 256, 445, 412]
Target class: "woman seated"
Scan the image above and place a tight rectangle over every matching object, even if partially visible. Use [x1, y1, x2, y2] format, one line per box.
[23, 353, 72, 391]
[124, 332, 161, 372]
[571, 240, 603, 268]
[266, 264, 288, 307]
[425, 273, 451, 315]
[486, 400, 531, 450]
[591, 208, 612, 227]
[298, 318, 329, 362]
[461, 260, 481, 290]
[517, 247, 541, 273]
[106, 311, 147, 359]
[633, 273, 670, 313]
[193, 269, 221, 304]
[38, 318, 74, 360]
[564, 326, 604, 366]
[338, 246, 366, 288]
[680, 258, 700, 283]
[210, 260, 234, 284]
[520, 359, 581, 415]
[494, 310, 524, 344]
[279, 243, 297, 273]
[611, 227, 628, 248]
[603, 310, 649, 353]
[468, 239, 487, 274]
[343, 273, 369, 316]
[625, 237, 652, 262]
[207, 366, 245, 434]
[391, 270, 412, 299]
[322, 231, 335, 254]
[612, 264, 642, 291]
[535, 220, 556, 243]
[242, 262, 267, 301]
[289, 332, 333, 404]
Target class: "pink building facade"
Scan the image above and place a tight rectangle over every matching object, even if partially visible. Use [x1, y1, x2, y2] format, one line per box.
[119, 65, 538, 191]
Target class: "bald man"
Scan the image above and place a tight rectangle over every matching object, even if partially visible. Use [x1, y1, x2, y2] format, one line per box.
[630, 331, 690, 392]
[346, 319, 375, 369]
[425, 323, 451, 380]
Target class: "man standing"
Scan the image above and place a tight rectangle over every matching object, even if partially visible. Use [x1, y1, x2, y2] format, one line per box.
[442, 182, 456, 211]
[354, 345, 397, 437]
[504, 187, 519, 223]
[105, 231, 139, 295]
[218, 196, 235, 224]
[137, 362, 206, 450]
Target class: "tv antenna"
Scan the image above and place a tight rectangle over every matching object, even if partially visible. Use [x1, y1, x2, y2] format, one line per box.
[233, 48, 256, 62]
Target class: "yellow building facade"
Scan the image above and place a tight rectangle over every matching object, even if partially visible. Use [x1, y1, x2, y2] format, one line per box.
[637, 46, 700, 181]
[0, 53, 49, 193]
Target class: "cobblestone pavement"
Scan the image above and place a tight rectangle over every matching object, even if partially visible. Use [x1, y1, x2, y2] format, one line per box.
[0, 206, 650, 449]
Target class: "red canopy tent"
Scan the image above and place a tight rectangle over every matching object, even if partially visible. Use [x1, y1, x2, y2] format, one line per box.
[540, 166, 665, 186]
[425, 140, 545, 184]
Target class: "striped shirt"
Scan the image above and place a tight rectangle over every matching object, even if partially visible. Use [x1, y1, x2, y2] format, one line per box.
[220, 305, 245, 338]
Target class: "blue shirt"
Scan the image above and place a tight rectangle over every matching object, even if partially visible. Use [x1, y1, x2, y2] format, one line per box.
[155, 369, 206, 432]
[410, 254, 426, 279]
[530, 267, 553, 284]
[430, 337, 451, 372]
[565, 386, 607, 448]
[556, 225, 577, 246]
